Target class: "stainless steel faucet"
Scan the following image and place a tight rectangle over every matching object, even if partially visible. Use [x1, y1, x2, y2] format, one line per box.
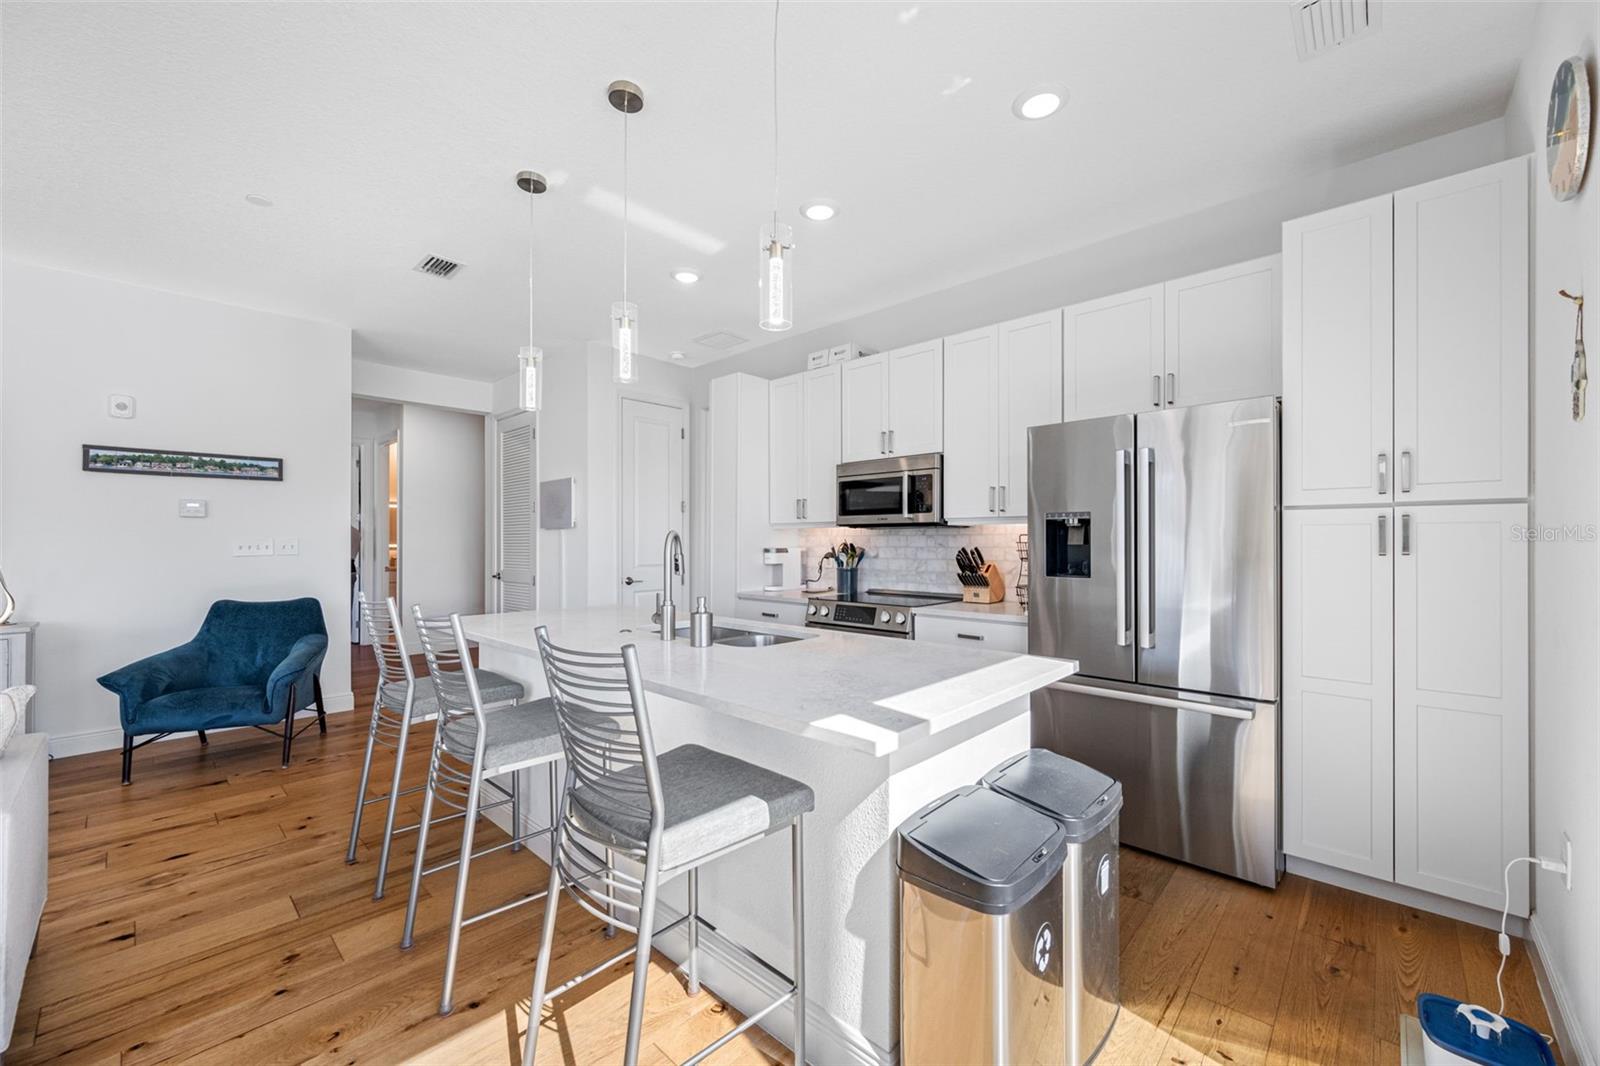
[655, 529, 685, 640]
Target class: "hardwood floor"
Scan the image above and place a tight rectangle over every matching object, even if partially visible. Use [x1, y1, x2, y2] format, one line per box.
[11, 648, 1554, 1065]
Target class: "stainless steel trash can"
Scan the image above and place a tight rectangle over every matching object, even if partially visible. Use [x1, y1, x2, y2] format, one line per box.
[897, 785, 1071, 1066]
[982, 748, 1122, 1064]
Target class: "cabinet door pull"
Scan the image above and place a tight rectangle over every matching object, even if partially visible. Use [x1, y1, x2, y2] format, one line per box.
[988, 486, 996, 512]
[880, 430, 887, 455]
[1165, 372, 1175, 406]
[888, 429, 895, 453]
[1377, 513, 1388, 557]
[801, 498, 808, 520]
[1400, 450, 1413, 493]
[999, 485, 1007, 512]
[1400, 513, 1412, 556]
[1377, 452, 1389, 495]
[956, 632, 985, 641]
[1151, 375, 1162, 408]
[761, 611, 779, 619]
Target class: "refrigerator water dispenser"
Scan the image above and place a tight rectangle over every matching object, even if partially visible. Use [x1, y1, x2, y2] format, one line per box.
[1044, 512, 1092, 578]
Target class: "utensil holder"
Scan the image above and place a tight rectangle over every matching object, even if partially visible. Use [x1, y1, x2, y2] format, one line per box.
[961, 563, 1006, 604]
[836, 564, 860, 599]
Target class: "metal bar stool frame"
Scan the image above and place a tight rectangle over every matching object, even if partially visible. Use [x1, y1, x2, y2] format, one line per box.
[520, 626, 807, 1066]
[345, 595, 521, 900]
[399, 609, 562, 1015]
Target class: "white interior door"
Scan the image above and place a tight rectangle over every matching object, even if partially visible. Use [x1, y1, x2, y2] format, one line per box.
[620, 397, 687, 609]
[493, 412, 537, 611]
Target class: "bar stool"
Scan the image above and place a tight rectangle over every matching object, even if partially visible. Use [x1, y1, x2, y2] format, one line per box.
[346, 595, 525, 899]
[400, 609, 563, 1015]
[521, 626, 811, 1066]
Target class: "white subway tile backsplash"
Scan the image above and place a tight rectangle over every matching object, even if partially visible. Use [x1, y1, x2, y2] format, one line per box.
[798, 525, 1028, 599]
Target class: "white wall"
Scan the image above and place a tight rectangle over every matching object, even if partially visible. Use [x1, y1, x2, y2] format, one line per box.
[397, 403, 486, 627]
[690, 118, 1511, 401]
[352, 357, 493, 414]
[1, 261, 354, 755]
[1505, 4, 1599, 1058]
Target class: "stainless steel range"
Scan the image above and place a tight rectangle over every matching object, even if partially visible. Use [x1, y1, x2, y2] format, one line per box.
[805, 588, 962, 638]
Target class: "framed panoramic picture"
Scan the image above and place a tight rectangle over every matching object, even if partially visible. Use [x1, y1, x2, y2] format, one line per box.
[82, 444, 284, 482]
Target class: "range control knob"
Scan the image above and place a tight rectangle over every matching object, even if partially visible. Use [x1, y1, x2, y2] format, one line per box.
[819, 606, 830, 617]
[807, 604, 817, 616]
[880, 610, 892, 623]
[894, 612, 907, 625]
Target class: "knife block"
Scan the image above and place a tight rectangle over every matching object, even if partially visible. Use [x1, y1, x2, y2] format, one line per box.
[962, 563, 1006, 604]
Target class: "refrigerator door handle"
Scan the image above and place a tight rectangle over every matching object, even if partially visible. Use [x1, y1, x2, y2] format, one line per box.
[1136, 446, 1155, 649]
[1114, 448, 1132, 646]
[1046, 680, 1259, 721]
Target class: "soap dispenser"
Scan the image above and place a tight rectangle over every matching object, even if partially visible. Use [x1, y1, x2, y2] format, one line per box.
[690, 596, 714, 647]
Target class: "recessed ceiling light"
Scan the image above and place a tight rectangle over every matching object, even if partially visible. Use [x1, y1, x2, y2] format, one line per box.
[244, 192, 274, 207]
[1012, 88, 1066, 120]
[669, 350, 686, 361]
[801, 201, 837, 222]
[672, 269, 700, 285]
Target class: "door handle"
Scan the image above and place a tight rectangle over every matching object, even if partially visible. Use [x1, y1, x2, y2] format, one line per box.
[1400, 512, 1412, 556]
[1377, 452, 1389, 496]
[1151, 375, 1162, 408]
[988, 486, 996, 513]
[1114, 449, 1131, 646]
[491, 571, 504, 580]
[1136, 447, 1155, 649]
[1377, 514, 1388, 557]
[1400, 450, 1413, 493]
[624, 576, 637, 585]
[1165, 372, 1175, 406]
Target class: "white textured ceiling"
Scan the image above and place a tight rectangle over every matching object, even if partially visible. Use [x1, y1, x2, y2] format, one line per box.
[3, 1, 1534, 379]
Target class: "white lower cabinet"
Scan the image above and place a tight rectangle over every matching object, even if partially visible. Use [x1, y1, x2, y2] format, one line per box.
[1283, 502, 1530, 916]
[1393, 503, 1529, 915]
[912, 613, 1028, 653]
[734, 597, 807, 627]
[1283, 507, 1394, 880]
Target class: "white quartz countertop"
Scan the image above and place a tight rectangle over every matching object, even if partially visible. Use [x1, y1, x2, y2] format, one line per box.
[911, 601, 1030, 626]
[459, 606, 1075, 757]
[734, 588, 816, 604]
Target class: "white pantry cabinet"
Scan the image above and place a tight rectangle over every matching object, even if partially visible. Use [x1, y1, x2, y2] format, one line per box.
[1282, 157, 1528, 506]
[1063, 284, 1164, 420]
[708, 373, 777, 618]
[768, 365, 841, 525]
[839, 342, 943, 461]
[1282, 507, 1394, 881]
[1164, 254, 1281, 407]
[1393, 503, 1529, 915]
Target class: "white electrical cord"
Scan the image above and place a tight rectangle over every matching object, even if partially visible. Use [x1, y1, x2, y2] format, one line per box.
[1494, 855, 1562, 1046]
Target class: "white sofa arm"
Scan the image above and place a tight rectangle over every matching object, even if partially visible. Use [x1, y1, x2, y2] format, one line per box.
[0, 733, 48, 1051]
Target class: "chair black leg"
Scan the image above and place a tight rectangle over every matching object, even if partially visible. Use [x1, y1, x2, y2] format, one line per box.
[282, 682, 297, 768]
[313, 674, 327, 734]
[121, 733, 133, 786]
[197, 730, 208, 746]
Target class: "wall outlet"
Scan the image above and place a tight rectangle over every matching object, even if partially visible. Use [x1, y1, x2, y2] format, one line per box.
[233, 540, 275, 557]
[276, 538, 299, 556]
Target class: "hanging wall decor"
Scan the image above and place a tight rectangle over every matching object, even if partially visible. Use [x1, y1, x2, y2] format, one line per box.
[82, 445, 283, 481]
[1546, 56, 1591, 201]
[1562, 289, 1586, 421]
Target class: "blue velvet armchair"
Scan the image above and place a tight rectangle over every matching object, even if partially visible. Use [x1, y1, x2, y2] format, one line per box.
[97, 598, 329, 784]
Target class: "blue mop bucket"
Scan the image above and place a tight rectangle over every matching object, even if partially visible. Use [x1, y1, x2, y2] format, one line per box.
[1417, 994, 1555, 1066]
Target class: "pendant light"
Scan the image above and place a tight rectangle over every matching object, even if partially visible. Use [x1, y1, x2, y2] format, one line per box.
[758, 1, 793, 332]
[609, 79, 643, 384]
[515, 170, 547, 412]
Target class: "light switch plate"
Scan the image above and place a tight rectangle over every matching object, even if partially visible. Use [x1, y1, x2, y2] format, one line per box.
[179, 498, 208, 518]
[276, 538, 299, 556]
[233, 540, 274, 557]
[107, 394, 135, 419]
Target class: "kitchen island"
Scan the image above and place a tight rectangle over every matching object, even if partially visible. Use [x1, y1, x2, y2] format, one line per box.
[458, 605, 1076, 1065]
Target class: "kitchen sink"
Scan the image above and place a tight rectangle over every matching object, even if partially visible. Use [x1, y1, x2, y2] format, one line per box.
[713, 631, 802, 648]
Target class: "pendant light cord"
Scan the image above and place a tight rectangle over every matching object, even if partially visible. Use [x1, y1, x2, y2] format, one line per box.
[771, 0, 780, 231]
[527, 177, 535, 352]
[622, 104, 630, 308]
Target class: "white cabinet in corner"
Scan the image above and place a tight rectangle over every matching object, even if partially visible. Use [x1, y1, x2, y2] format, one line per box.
[734, 596, 808, 627]
[913, 613, 1028, 653]
[768, 364, 841, 526]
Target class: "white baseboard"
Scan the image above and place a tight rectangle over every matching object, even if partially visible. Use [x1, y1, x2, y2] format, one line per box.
[1284, 856, 1528, 936]
[45, 691, 356, 759]
[1528, 914, 1592, 1064]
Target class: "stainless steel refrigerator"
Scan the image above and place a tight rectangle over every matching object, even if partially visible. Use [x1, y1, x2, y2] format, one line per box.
[1027, 396, 1280, 888]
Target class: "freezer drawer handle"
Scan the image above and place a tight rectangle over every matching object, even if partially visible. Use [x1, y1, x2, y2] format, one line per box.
[1114, 448, 1132, 646]
[1047, 680, 1258, 721]
[1136, 447, 1155, 649]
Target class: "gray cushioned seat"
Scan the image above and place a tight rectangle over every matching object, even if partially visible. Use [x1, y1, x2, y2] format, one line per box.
[381, 669, 525, 716]
[568, 743, 815, 871]
[438, 698, 562, 773]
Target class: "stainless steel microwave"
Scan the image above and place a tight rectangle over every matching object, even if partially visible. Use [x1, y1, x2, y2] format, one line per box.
[836, 453, 943, 526]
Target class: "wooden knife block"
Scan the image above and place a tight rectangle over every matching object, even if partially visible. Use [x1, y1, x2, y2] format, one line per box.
[963, 563, 1006, 604]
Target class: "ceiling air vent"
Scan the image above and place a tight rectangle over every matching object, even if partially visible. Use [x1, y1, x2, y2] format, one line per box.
[1291, 0, 1381, 61]
[413, 255, 463, 279]
[693, 330, 750, 351]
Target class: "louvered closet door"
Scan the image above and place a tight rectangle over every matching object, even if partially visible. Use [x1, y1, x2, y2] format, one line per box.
[495, 413, 537, 611]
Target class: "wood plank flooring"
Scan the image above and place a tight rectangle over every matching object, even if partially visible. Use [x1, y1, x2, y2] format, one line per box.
[11, 646, 1554, 1064]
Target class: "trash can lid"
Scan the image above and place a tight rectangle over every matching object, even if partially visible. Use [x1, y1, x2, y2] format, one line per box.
[896, 785, 1067, 915]
[981, 748, 1122, 843]
[1415, 995, 1556, 1066]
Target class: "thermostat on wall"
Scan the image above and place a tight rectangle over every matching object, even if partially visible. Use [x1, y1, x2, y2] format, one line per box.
[179, 498, 208, 518]
[107, 394, 135, 418]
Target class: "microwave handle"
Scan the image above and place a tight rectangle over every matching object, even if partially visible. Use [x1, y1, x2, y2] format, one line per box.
[902, 472, 911, 519]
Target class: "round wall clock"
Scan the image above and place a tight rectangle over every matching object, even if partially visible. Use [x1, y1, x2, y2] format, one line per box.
[1546, 56, 1591, 202]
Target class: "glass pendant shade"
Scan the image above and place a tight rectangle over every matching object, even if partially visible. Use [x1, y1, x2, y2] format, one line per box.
[517, 345, 543, 412]
[611, 301, 639, 384]
[758, 221, 794, 332]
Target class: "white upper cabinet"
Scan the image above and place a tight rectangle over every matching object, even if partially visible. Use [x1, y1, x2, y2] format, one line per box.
[941, 325, 1000, 522]
[768, 364, 840, 526]
[840, 354, 889, 462]
[1393, 157, 1528, 503]
[1393, 502, 1529, 916]
[1164, 254, 1282, 407]
[999, 310, 1063, 518]
[886, 340, 944, 456]
[1064, 284, 1164, 420]
[1282, 194, 1395, 507]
